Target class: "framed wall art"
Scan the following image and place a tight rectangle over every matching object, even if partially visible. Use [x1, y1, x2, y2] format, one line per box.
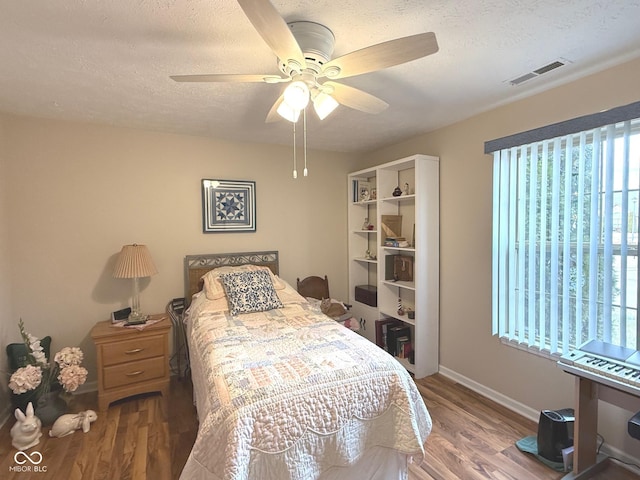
[201, 179, 256, 233]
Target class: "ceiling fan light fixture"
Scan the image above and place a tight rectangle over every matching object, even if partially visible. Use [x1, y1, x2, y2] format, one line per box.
[277, 102, 301, 123]
[283, 81, 310, 110]
[312, 92, 339, 120]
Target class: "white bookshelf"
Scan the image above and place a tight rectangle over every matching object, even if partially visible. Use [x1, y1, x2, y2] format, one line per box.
[347, 154, 439, 378]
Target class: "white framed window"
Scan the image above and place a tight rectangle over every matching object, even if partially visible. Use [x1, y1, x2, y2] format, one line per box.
[487, 102, 640, 357]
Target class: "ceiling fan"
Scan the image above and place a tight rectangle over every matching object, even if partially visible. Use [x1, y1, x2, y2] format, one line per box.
[170, 0, 439, 123]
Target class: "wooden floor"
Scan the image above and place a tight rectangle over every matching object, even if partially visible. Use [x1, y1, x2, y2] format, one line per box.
[410, 375, 638, 480]
[0, 376, 197, 480]
[0, 373, 637, 479]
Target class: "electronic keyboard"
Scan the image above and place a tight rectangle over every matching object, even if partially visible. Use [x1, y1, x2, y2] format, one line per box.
[557, 340, 640, 397]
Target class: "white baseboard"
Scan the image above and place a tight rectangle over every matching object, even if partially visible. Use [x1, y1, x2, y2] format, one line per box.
[438, 366, 540, 422]
[437, 366, 640, 470]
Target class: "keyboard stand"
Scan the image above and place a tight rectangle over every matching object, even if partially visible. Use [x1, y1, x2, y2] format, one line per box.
[559, 373, 640, 479]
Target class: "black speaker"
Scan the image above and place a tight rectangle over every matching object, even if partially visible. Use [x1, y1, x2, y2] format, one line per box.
[537, 408, 574, 463]
[628, 410, 640, 440]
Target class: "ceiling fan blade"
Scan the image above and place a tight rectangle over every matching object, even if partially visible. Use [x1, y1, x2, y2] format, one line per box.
[170, 74, 289, 83]
[265, 95, 285, 123]
[324, 81, 388, 114]
[237, 0, 306, 69]
[322, 32, 438, 80]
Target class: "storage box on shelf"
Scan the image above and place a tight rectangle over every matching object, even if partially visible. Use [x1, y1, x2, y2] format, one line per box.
[355, 285, 377, 306]
[348, 154, 439, 378]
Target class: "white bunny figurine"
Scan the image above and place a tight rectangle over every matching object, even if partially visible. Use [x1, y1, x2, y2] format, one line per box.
[10, 402, 42, 451]
[49, 410, 98, 438]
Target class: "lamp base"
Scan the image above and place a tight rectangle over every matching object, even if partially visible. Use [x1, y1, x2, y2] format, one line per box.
[126, 311, 148, 325]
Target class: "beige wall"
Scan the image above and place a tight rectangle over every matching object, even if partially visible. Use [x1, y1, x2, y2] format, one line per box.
[1, 116, 356, 403]
[354, 56, 640, 457]
[0, 116, 12, 418]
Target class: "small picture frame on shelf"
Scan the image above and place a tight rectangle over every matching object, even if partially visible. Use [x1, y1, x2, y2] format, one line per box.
[370, 188, 377, 200]
[359, 184, 371, 201]
[355, 180, 372, 202]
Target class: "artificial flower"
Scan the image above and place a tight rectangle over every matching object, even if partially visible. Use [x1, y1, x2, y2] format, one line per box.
[57, 364, 88, 393]
[54, 347, 83, 367]
[8, 364, 42, 394]
[7, 319, 87, 396]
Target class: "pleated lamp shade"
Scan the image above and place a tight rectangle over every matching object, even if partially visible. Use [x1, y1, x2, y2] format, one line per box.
[113, 244, 158, 279]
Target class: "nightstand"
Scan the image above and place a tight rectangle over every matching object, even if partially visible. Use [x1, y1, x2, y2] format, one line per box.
[91, 315, 171, 411]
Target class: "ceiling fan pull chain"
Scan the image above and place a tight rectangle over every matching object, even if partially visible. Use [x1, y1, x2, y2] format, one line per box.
[292, 118, 298, 179]
[303, 108, 308, 177]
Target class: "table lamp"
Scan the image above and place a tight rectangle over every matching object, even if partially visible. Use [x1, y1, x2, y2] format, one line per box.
[113, 244, 158, 324]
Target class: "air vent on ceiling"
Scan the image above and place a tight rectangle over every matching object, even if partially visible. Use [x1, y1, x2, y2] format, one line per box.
[508, 58, 571, 86]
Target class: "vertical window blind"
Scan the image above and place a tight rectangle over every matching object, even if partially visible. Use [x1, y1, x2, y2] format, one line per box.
[487, 102, 640, 356]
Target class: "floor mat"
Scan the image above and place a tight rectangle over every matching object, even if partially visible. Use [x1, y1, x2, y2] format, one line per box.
[516, 435, 566, 472]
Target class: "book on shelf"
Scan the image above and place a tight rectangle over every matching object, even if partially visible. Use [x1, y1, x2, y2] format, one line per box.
[384, 237, 406, 247]
[396, 336, 412, 359]
[387, 324, 411, 356]
[403, 341, 413, 360]
[375, 318, 400, 351]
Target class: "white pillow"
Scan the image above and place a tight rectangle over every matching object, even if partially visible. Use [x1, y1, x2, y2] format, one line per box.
[201, 265, 285, 300]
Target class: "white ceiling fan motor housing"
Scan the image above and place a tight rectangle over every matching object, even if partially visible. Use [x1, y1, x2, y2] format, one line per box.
[279, 21, 335, 77]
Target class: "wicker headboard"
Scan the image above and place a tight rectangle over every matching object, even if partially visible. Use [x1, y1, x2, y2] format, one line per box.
[184, 251, 279, 305]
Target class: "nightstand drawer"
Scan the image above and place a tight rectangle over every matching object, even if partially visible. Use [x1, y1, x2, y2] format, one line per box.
[101, 335, 164, 366]
[103, 356, 166, 390]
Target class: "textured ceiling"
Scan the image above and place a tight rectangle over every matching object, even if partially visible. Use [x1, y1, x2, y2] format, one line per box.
[1, 0, 640, 153]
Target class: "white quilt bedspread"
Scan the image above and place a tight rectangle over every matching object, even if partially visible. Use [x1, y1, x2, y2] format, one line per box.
[180, 289, 431, 480]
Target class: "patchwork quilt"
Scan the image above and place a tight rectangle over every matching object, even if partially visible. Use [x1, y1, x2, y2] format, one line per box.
[180, 288, 431, 480]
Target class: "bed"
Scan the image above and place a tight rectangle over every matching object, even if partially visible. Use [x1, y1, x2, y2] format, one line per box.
[180, 251, 431, 480]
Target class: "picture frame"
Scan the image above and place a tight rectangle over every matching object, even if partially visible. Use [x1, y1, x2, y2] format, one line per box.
[381, 214, 403, 238]
[201, 179, 256, 233]
[358, 181, 372, 202]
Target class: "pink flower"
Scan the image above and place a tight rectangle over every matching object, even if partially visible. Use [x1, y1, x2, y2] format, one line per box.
[54, 346, 83, 367]
[8, 365, 43, 394]
[57, 364, 88, 392]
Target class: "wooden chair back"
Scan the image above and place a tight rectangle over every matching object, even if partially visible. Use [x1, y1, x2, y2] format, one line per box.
[296, 275, 330, 300]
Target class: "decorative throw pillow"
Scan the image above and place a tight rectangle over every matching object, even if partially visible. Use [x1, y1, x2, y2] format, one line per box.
[219, 270, 284, 315]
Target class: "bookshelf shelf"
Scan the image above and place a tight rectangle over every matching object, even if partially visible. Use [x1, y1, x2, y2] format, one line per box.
[353, 257, 378, 264]
[381, 280, 415, 291]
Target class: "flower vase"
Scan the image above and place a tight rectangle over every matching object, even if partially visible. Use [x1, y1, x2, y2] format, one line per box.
[35, 391, 67, 426]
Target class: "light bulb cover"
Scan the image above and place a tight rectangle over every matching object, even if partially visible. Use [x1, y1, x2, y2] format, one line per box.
[312, 92, 339, 120]
[283, 81, 310, 110]
[277, 102, 301, 122]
